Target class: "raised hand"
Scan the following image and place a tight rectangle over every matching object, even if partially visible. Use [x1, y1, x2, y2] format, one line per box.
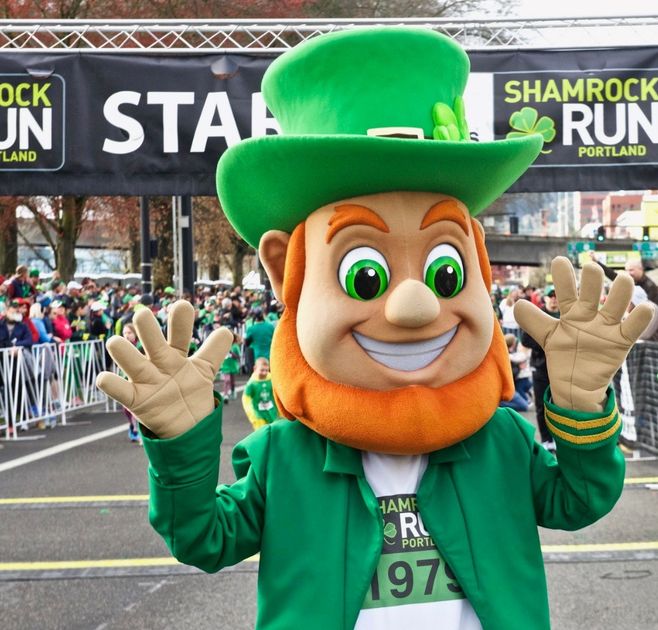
[96, 300, 233, 438]
[514, 257, 654, 412]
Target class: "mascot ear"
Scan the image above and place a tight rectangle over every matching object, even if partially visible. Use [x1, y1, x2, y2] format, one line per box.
[472, 218, 486, 242]
[259, 230, 291, 303]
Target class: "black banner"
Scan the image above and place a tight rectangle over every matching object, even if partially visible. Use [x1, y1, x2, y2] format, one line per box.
[469, 47, 658, 194]
[0, 53, 277, 195]
[0, 46, 657, 196]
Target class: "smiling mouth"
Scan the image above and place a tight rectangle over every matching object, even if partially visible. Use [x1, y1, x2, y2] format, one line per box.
[352, 326, 459, 372]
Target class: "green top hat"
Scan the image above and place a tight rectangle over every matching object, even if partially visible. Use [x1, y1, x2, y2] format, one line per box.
[217, 27, 542, 248]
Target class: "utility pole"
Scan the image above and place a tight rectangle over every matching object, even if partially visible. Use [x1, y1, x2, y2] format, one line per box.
[180, 195, 195, 296]
[139, 196, 152, 295]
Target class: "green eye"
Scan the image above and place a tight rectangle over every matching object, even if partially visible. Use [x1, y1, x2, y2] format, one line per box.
[338, 246, 390, 301]
[424, 244, 465, 298]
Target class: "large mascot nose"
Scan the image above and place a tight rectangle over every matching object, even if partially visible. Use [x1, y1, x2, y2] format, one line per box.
[384, 279, 440, 328]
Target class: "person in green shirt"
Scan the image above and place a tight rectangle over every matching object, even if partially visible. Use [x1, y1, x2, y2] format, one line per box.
[265, 300, 281, 326]
[244, 308, 275, 361]
[198, 298, 217, 328]
[241, 357, 279, 430]
[69, 301, 90, 341]
[219, 334, 241, 403]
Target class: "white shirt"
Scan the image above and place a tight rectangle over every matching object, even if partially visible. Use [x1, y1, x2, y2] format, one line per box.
[355, 452, 483, 630]
[500, 300, 519, 329]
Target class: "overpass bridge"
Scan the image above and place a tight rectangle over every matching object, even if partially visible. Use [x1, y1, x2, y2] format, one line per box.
[484, 234, 637, 267]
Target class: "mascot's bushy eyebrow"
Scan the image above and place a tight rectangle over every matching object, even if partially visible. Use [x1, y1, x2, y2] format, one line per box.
[326, 204, 390, 243]
[419, 200, 471, 235]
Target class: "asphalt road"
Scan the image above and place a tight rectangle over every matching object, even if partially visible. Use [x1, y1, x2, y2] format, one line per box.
[0, 386, 657, 630]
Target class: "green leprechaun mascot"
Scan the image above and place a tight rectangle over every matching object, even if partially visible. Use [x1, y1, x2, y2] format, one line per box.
[97, 28, 654, 629]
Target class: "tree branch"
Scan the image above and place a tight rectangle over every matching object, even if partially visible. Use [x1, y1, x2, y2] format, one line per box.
[24, 201, 57, 250]
[15, 225, 55, 270]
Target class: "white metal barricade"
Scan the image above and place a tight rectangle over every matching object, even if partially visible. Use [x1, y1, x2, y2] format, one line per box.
[0, 339, 108, 439]
[0, 330, 255, 435]
[60, 340, 108, 412]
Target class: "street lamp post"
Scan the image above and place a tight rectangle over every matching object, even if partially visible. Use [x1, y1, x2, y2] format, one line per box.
[140, 196, 152, 295]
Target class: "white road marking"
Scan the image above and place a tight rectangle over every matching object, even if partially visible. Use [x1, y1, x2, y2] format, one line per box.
[0, 424, 126, 473]
[0, 384, 248, 474]
[147, 579, 168, 594]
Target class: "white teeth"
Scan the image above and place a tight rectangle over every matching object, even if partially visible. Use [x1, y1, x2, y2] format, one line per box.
[352, 326, 458, 372]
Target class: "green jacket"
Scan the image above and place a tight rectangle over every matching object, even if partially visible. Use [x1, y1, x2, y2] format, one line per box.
[143, 391, 624, 630]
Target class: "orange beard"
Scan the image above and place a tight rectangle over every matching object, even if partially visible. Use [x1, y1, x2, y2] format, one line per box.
[270, 222, 514, 455]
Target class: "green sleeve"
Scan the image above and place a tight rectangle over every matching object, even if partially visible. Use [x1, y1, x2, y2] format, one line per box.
[242, 391, 259, 427]
[543, 386, 621, 450]
[244, 380, 262, 418]
[142, 404, 267, 573]
[508, 388, 625, 531]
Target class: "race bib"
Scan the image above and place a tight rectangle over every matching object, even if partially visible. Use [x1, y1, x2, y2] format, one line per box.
[362, 493, 465, 610]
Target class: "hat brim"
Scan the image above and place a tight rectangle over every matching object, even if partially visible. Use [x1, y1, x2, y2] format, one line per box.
[217, 133, 543, 248]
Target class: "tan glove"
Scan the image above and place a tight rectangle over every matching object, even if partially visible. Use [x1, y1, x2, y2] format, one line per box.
[514, 257, 655, 413]
[96, 300, 233, 438]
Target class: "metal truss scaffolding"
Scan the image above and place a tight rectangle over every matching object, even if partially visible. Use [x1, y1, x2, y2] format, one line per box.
[0, 16, 657, 53]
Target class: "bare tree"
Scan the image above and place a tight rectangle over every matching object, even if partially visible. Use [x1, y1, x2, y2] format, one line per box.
[19, 196, 87, 280]
[0, 197, 18, 275]
[304, 0, 515, 19]
[150, 197, 175, 290]
[194, 197, 255, 286]
[92, 196, 142, 272]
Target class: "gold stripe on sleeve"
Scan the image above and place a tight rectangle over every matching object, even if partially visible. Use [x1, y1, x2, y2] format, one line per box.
[544, 405, 618, 431]
[545, 414, 621, 445]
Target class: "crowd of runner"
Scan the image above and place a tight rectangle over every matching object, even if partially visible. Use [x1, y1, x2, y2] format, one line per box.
[0, 264, 282, 356]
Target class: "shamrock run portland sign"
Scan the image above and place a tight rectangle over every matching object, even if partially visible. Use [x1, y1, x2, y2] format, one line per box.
[465, 46, 658, 193]
[0, 45, 656, 195]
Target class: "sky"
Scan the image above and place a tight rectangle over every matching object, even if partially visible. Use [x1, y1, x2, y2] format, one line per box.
[463, 0, 658, 47]
[513, 0, 655, 19]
